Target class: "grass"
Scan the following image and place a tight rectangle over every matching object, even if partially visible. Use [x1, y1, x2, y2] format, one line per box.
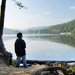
[12, 60, 16, 66]
[12, 60, 23, 68]
[69, 64, 75, 71]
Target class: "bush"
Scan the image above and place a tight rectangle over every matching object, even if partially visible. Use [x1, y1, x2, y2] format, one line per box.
[69, 64, 75, 71]
[12, 60, 16, 66]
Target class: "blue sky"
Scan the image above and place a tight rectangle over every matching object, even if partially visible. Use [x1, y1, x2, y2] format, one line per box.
[3, 0, 75, 29]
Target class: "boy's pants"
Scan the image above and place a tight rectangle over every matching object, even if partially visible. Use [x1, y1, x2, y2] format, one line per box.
[15, 55, 28, 67]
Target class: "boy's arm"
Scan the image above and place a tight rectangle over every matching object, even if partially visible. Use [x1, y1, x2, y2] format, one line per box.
[23, 40, 26, 49]
[24, 41, 26, 48]
[14, 42, 18, 54]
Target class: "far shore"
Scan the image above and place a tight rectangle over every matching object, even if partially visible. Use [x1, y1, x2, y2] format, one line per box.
[60, 32, 71, 34]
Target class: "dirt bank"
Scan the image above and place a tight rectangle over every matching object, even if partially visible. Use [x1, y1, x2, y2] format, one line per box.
[0, 64, 46, 75]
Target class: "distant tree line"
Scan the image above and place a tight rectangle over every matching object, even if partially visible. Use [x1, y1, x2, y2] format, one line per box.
[23, 19, 75, 34]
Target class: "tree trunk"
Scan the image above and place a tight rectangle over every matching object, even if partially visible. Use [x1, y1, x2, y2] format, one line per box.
[30, 67, 69, 75]
[0, 0, 6, 36]
[0, 0, 10, 65]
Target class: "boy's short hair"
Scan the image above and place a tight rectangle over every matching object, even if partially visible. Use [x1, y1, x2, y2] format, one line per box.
[17, 32, 22, 39]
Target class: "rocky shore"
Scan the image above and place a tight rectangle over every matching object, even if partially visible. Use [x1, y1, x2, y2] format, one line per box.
[0, 63, 74, 75]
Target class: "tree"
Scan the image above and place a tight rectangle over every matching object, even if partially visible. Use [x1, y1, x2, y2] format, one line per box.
[0, 0, 27, 65]
[0, 0, 9, 65]
[72, 29, 75, 34]
[12, 0, 27, 9]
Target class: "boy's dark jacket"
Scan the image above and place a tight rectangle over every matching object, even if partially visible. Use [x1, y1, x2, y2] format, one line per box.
[15, 39, 26, 56]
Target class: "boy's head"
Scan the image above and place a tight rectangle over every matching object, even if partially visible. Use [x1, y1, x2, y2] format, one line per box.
[17, 32, 22, 39]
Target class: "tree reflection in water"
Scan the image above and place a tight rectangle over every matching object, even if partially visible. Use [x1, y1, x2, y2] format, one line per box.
[26, 34, 75, 48]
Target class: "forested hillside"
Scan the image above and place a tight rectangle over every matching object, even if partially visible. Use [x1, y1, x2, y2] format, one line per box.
[23, 19, 75, 34]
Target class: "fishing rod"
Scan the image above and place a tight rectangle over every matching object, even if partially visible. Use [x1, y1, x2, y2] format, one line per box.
[26, 36, 36, 44]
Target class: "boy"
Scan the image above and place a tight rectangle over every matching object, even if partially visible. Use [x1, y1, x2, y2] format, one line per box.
[15, 32, 28, 67]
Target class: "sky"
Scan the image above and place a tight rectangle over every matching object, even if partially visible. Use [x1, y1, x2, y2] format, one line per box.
[1, 0, 75, 29]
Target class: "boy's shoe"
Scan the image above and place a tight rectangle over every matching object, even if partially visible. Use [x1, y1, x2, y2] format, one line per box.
[24, 66, 28, 68]
[28, 64, 32, 66]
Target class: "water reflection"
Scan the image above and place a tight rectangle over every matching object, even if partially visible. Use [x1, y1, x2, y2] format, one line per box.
[24, 34, 75, 48]
[3, 35, 16, 41]
[3, 34, 75, 60]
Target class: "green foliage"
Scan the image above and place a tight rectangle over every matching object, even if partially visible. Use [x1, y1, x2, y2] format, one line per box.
[72, 29, 75, 34]
[51, 30, 60, 34]
[12, 60, 16, 66]
[69, 64, 75, 71]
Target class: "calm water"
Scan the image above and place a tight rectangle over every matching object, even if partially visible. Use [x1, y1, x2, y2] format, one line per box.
[3, 34, 75, 61]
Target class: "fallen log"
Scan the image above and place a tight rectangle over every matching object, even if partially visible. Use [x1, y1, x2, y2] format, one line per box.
[13, 59, 75, 65]
[30, 66, 69, 75]
[26, 60, 75, 65]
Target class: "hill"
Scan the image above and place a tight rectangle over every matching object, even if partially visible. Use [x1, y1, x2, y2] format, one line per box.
[21, 26, 51, 31]
[3, 28, 20, 34]
[3, 19, 75, 34]
[23, 19, 75, 34]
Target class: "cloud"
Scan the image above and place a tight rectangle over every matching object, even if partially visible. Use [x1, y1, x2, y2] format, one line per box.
[27, 12, 50, 18]
[70, 58, 75, 60]
[45, 12, 50, 15]
[45, 53, 50, 56]
[15, 11, 50, 19]
[26, 12, 50, 18]
[15, 12, 41, 18]
[62, 18, 73, 22]
[55, 54, 60, 56]
[25, 12, 50, 18]
[70, 6, 75, 9]
[45, 53, 60, 56]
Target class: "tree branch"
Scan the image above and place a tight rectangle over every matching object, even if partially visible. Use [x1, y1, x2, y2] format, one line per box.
[12, 0, 27, 9]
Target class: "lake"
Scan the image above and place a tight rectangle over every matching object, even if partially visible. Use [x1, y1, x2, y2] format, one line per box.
[3, 34, 75, 61]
